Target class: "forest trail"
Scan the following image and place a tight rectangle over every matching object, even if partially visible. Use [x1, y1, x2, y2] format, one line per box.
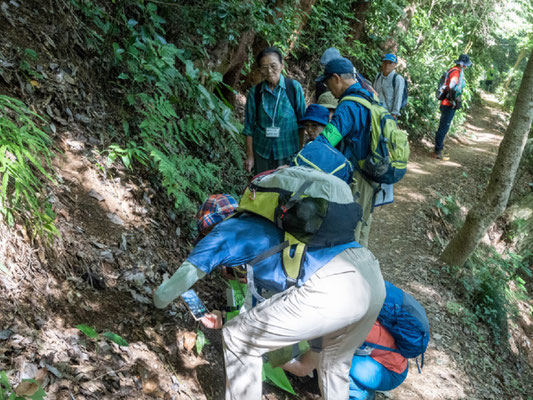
[2, 92, 528, 400]
[369, 93, 511, 399]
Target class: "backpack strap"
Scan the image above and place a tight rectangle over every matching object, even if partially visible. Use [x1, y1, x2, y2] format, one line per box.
[285, 77, 298, 115]
[246, 241, 291, 303]
[362, 341, 400, 354]
[254, 77, 298, 125]
[364, 341, 425, 373]
[254, 82, 262, 124]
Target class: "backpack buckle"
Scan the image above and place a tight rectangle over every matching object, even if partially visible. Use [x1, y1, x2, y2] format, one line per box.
[249, 189, 256, 200]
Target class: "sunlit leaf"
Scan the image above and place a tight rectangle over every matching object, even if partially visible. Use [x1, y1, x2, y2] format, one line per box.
[195, 329, 209, 354]
[102, 331, 129, 347]
[75, 324, 98, 339]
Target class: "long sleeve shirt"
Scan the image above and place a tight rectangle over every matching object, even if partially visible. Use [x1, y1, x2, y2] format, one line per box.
[242, 75, 306, 160]
[373, 71, 405, 116]
[153, 214, 359, 309]
[320, 83, 371, 166]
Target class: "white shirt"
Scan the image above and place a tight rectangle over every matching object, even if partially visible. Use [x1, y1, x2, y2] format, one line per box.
[373, 71, 405, 116]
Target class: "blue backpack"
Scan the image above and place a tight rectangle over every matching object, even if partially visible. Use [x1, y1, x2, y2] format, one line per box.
[365, 281, 430, 369]
[290, 135, 354, 184]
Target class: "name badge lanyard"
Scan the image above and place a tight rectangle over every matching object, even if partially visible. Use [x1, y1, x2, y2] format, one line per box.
[265, 89, 282, 138]
[271, 89, 281, 128]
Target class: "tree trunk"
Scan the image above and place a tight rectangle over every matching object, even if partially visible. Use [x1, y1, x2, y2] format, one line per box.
[440, 48, 533, 267]
[287, 0, 317, 52]
[383, 1, 416, 54]
[504, 47, 528, 90]
[350, 0, 372, 42]
[219, 30, 256, 105]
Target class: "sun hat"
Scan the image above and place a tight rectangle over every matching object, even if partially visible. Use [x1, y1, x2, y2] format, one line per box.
[196, 194, 238, 236]
[317, 91, 338, 110]
[382, 53, 398, 63]
[299, 104, 330, 126]
[316, 57, 354, 82]
[454, 54, 472, 67]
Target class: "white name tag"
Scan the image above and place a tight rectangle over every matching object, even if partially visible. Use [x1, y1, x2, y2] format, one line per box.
[265, 126, 280, 138]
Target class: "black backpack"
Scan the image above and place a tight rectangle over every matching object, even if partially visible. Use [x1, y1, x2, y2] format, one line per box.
[435, 67, 458, 100]
[254, 77, 297, 122]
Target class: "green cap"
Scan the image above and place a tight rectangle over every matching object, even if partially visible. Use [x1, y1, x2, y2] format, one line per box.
[317, 91, 338, 110]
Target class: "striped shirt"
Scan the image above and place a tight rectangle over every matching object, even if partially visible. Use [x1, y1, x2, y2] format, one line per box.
[242, 75, 306, 160]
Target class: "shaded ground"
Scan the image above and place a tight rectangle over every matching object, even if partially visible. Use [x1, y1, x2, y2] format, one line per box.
[370, 93, 533, 399]
[2, 89, 532, 399]
[0, 1, 531, 393]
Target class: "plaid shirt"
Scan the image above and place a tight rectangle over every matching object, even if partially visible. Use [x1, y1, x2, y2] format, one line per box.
[196, 194, 238, 236]
[242, 75, 306, 160]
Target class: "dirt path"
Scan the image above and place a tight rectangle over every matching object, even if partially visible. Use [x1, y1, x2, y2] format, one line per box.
[369, 93, 512, 399]
[3, 94, 530, 400]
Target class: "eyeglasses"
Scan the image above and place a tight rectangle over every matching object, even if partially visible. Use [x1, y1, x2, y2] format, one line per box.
[260, 63, 281, 72]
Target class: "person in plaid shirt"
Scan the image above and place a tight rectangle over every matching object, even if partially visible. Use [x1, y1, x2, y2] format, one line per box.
[196, 194, 238, 238]
[243, 47, 306, 174]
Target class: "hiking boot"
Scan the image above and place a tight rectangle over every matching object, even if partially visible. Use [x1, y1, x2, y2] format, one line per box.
[432, 151, 450, 160]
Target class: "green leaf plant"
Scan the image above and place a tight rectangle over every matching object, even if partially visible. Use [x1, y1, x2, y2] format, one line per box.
[0, 95, 57, 239]
[76, 324, 129, 347]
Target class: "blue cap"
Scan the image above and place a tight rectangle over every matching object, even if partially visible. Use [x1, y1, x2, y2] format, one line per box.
[300, 104, 330, 126]
[382, 53, 398, 63]
[320, 47, 342, 66]
[315, 57, 354, 82]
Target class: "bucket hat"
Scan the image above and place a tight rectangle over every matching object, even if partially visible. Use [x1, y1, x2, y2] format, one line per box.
[197, 194, 238, 236]
[300, 104, 330, 126]
[454, 54, 472, 67]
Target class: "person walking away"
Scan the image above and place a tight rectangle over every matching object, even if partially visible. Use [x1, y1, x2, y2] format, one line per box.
[373, 53, 405, 121]
[433, 54, 472, 160]
[315, 57, 376, 247]
[485, 64, 496, 93]
[243, 47, 306, 174]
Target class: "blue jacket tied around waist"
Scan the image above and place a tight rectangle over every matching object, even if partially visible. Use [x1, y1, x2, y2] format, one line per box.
[187, 214, 360, 294]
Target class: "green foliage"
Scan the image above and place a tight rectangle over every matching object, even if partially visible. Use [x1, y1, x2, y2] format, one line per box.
[449, 248, 532, 342]
[102, 331, 129, 347]
[262, 362, 296, 395]
[19, 48, 42, 80]
[195, 329, 209, 355]
[76, 324, 129, 346]
[0, 371, 46, 400]
[0, 95, 57, 239]
[70, 0, 246, 217]
[75, 324, 99, 339]
[435, 192, 462, 226]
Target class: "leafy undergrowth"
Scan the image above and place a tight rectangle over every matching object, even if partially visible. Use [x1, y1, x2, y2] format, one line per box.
[1, 1, 532, 400]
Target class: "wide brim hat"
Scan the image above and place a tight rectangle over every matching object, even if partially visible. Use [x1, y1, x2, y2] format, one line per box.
[299, 104, 330, 126]
[454, 54, 472, 67]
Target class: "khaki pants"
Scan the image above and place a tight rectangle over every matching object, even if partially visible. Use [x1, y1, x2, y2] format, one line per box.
[352, 170, 376, 247]
[222, 247, 385, 400]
